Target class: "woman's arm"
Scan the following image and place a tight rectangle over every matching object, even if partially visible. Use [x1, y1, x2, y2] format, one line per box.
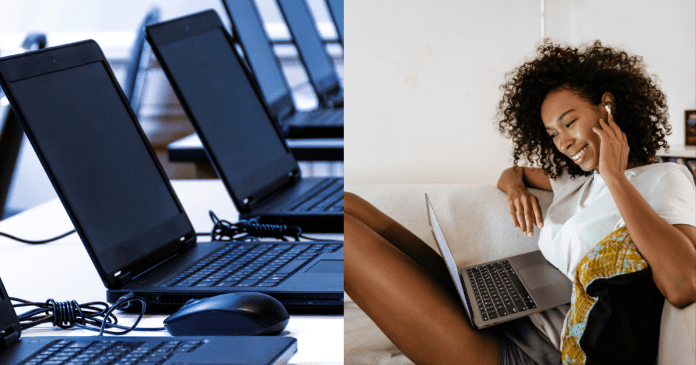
[603, 173, 696, 308]
[594, 116, 696, 308]
[497, 166, 552, 237]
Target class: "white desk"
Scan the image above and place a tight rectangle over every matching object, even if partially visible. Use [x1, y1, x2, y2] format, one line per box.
[0, 180, 343, 365]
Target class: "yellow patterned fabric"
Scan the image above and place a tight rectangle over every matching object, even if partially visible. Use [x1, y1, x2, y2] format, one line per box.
[561, 226, 656, 365]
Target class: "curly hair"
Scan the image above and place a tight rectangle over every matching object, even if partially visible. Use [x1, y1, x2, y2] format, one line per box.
[497, 39, 671, 179]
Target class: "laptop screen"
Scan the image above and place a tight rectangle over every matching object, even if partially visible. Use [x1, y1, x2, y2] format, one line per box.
[277, 0, 340, 95]
[223, 0, 292, 117]
[425, 195, 474, 321]
[5, 54, 186, 275]
[149, 14, 297, 205]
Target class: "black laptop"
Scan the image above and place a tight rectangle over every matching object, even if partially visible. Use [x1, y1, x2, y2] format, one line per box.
[221, 0, 343, 138]
[276, 0, 344, 108]
[0, 277, 297, 365]
[326, 0, 344, 45]
[0, 40, 343, 314]
[146, 10, 343, 234]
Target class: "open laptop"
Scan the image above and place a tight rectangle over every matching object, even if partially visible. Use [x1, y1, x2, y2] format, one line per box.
[221, 0, 343, 138]
[0, 40, 343, 314]
[146, 10, 343, 234]
[0, 277, 297, 365]
[276, 0, 344, 108]
[425, 194, 572, 329]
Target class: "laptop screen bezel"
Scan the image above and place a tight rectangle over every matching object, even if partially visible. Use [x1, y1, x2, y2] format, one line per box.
[0, 41, 196, 290]
[222, 0, 296, 122]
[146, 10, 300, 214]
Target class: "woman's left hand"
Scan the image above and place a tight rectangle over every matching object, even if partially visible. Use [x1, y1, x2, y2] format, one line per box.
[592, 112, 629, 178]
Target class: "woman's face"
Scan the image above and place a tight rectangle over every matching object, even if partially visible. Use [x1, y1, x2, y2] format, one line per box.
[540, 88, 611, 172]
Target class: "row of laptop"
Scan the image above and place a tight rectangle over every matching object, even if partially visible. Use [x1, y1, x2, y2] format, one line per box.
[0, 4, 345, 365]
[223, 0, 344, 139]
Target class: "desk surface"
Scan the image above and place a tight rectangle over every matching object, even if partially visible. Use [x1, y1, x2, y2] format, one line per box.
[168, 134, 344, 163]
[0, 180, 343, 365]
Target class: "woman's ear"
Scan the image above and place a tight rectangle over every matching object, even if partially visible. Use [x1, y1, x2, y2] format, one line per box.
[601, 92, 615, 114]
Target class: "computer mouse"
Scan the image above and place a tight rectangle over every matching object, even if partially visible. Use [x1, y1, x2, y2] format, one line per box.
[163, 292, 289, 336]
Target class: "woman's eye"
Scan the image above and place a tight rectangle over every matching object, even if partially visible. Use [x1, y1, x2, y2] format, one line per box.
[550, 132, 558, 139]
[565, 120, 576, 128]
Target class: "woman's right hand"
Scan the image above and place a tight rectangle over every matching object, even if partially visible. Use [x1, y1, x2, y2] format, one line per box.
[506, 185, 543, 237]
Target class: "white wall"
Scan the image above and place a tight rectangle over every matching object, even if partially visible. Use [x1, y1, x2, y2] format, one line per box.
[345, 0, 541, 185]
[345, 0, 696, 186]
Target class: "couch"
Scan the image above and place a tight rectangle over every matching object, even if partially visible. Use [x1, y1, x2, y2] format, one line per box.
[344, 183, 696, 365]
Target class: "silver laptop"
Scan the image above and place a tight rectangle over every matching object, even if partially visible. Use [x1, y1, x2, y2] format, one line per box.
[425, 194, 572, 329]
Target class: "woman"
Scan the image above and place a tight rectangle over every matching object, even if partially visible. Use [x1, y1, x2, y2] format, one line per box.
[345, 40, 696, 365]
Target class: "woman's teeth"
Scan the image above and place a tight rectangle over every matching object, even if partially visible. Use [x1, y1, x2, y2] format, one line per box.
[572, 145, 588, 162]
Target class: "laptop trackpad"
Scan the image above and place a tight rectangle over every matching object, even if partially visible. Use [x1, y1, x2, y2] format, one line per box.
[305, 260, 343, 273]
[519, 264, 565, 290]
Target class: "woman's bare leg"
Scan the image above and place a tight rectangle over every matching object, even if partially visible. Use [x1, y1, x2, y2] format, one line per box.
[345, 211, 500, 365]
[344, 192, 452, 288]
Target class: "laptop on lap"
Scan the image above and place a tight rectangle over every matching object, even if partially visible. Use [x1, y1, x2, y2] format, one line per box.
[276, 0, 344, 108]
[425, 194, 571, 329]
[146, 10, 343, 234]
[0, 40, 343, 314]
[0, 277, 297, 365]
[221, 0, 343, 138]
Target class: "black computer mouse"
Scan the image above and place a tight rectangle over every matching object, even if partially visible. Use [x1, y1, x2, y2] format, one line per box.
[163, 293, 289, 336]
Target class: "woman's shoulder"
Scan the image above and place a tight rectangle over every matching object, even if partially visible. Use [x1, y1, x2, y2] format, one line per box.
[631, 162, 696, 195]
[632, 162, 693, 182]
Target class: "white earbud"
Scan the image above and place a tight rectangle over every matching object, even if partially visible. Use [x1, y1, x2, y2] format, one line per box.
[605, 105, 612, 115]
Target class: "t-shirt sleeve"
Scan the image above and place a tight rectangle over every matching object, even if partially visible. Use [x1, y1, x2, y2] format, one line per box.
[649, 166, 696, 226]
[549, 170, 571, 196]
[549, 169, 587, 198]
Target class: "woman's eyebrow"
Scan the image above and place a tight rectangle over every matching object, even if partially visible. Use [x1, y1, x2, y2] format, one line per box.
[545, 109, 575, 130]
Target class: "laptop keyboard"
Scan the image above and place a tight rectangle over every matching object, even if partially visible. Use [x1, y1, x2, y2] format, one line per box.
[162, 242, 342, 288]
[467, 260, 537, 322]
[24, 339, 204, 365]
[288, 178, 343, 212]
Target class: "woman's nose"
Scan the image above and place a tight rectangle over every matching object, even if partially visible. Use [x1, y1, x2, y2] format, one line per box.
[557, 132, 574, 153]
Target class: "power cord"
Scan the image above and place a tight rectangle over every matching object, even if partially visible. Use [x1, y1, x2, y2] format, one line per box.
[0, 230, 76, 244]
[208, 211, 302, 241]
[11, 293, 164, 336]
[206, 210, 339, 242]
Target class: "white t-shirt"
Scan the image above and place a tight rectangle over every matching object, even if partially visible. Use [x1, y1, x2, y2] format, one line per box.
[528, 162, 696, 350]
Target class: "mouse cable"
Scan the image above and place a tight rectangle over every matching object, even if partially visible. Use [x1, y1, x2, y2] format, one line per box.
[10, 293, 165, 336]
[0, 229, 76, 244]
[207, 210, 303, 241]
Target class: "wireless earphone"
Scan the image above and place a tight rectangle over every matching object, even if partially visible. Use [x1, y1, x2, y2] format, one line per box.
[605, 105, 612, 115]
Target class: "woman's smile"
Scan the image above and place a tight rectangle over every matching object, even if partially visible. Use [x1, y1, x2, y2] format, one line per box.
[570, 144, 589, 164]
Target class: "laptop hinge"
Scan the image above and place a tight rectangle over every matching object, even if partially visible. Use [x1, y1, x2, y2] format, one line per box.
[0, 327, 20, 350]
[244, 169, 300, 211]
[129, 251, 182, 282]
[114, 272, 133, 286]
